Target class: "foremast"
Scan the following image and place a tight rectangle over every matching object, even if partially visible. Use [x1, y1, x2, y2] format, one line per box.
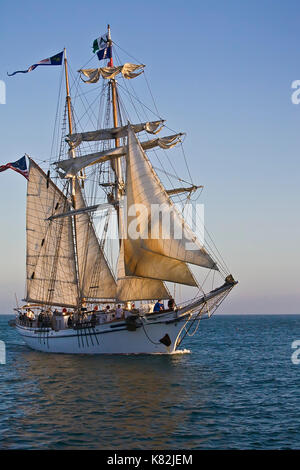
[63, 48, 81, 307]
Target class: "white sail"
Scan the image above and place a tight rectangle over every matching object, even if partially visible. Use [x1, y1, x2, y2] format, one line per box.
[26, 160, 79, 307]
[74, 181, 117, 300]
[116, 241, 171, 301]
[123, 239, 198, 286]
[56, 133, 183, 177]
[79, 63, 145, 83]
[124, 126, 217, 280]
[66, 120, 165, 148]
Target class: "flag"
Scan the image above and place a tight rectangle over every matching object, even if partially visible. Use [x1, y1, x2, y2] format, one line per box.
[92, 32, 112, 61]
[0, 156, 29, 180]
[92, 33, 108, 53]
[97, 46, 112, 61]
[8, 51, 64, 77]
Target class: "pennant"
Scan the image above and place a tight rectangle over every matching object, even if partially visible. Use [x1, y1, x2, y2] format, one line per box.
[0, 156, 29, 180]
[8, 51, 63, 77]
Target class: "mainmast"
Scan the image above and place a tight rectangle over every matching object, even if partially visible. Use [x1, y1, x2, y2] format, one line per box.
[107, 25, 124, 205]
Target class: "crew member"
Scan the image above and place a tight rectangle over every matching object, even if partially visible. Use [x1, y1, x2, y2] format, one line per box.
[116, 304, 123, 319]
[153, 300, 164, 312]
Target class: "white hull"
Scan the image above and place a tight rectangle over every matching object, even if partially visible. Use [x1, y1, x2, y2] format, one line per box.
[16, 311, 189, 354]
[15, 282, 235, 354]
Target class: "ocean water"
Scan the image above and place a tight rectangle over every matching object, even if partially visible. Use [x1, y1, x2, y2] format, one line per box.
[0, 314, 299, 450]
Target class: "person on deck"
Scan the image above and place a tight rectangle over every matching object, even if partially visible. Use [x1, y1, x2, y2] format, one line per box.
[116, 305, 123, 319]
[37, 311, 43, 327]
[26, 309, 35, 327]
[67, 315, 73, 328]
[91, 311, 97, 327]
[153, 300, 164, 312]
[167, 298, 175, 311]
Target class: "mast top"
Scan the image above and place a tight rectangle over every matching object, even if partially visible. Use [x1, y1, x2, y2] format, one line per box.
[107, 24, 113, 67]
[63, 47, 73, 137]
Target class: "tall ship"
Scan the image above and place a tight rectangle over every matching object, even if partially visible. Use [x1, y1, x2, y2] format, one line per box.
[7, 26, 237, 354]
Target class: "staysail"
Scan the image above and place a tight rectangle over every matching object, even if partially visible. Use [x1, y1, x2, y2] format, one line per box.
[116, 241, 171, 301]
[26, 159, 79, 307]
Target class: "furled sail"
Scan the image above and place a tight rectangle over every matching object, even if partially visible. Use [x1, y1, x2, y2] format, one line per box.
[48, 202, 116, 220]
[79, 63, 145, 83]
[166, 185, 202, 196]
[26, 159, 79, 307]
[66, 120, 165, 148]
[123, 125, 218, 282]
[56, 133, 183, 177]
[116, 241, 171, 301]
[74, 180, 117, 300]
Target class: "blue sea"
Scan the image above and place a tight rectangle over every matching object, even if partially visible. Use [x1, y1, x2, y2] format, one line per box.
[0, 314, 299, 450]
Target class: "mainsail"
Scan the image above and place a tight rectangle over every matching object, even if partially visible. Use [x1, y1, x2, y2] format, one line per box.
[74, 180, 117, 300]
[26, 159, 78, 307]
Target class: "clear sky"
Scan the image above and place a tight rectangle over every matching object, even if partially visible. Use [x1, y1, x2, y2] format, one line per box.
[0, 0, 299, 314]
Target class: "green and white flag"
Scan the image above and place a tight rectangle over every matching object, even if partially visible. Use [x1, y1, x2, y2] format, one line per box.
[92, 33, 109, 53]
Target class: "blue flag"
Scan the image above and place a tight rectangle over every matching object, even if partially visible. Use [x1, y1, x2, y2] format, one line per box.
[97, 46, 112, 61]
[8, 51, 64, 77]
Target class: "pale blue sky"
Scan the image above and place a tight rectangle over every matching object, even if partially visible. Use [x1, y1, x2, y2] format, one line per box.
[0, 0, 299, 314]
